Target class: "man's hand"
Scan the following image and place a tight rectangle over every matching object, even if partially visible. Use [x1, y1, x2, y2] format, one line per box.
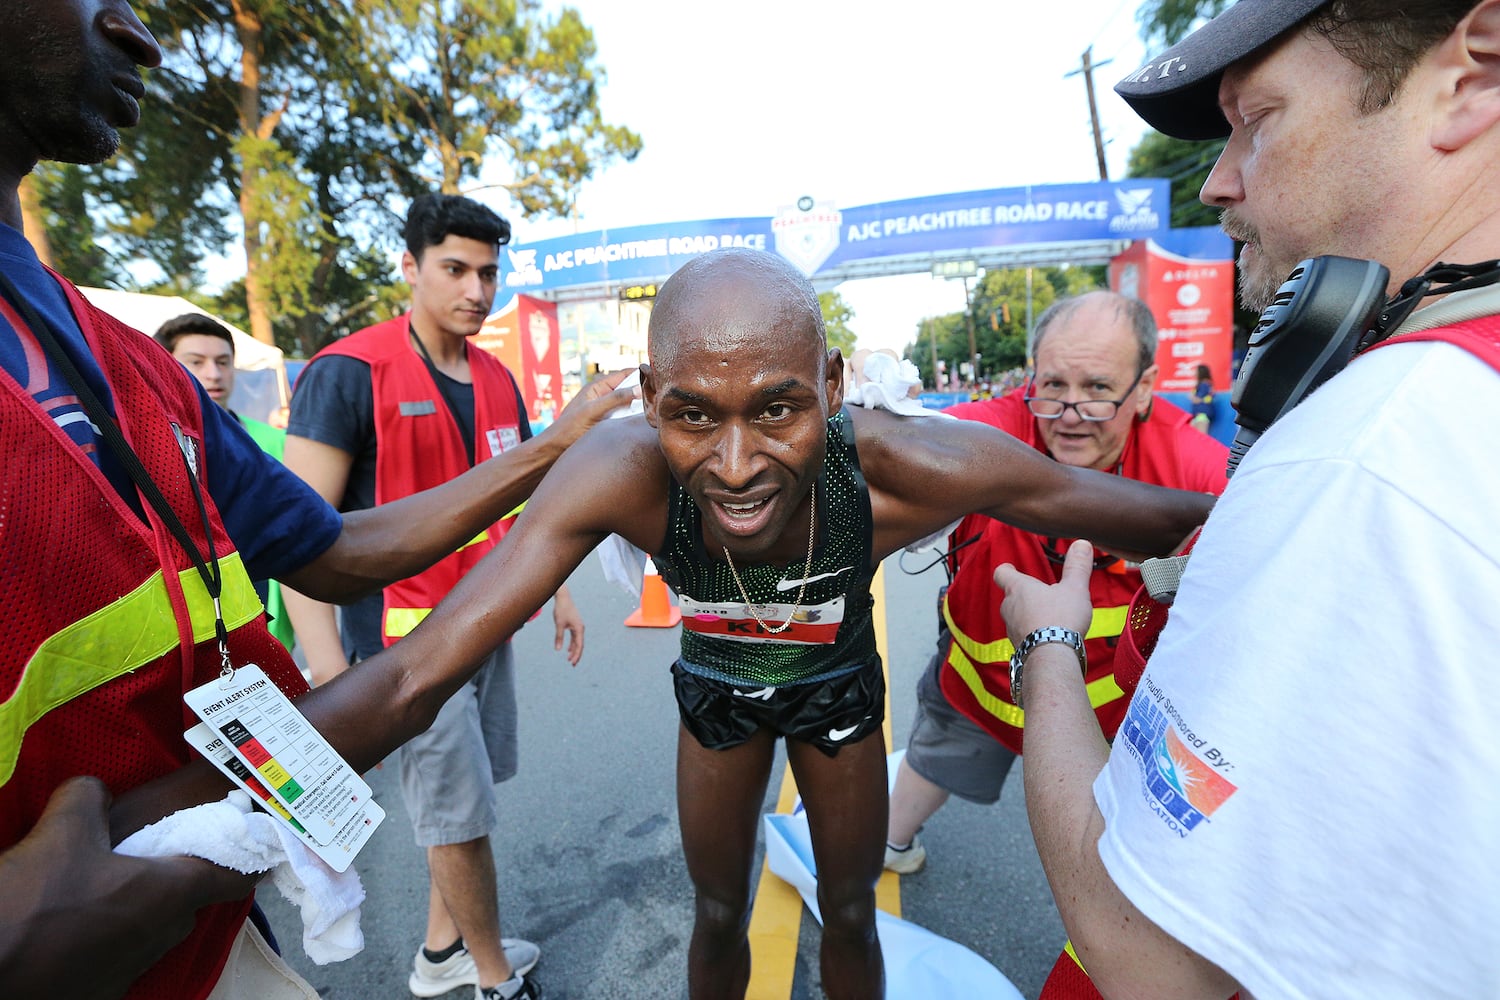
[552, 583, 585, 666]
[543, 367, 639, 449]
[995, 538, 1095, 639]
[0, 778, 256, 1000]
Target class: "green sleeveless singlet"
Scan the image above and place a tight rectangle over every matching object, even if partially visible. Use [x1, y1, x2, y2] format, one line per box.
[654, 409, 878, 687]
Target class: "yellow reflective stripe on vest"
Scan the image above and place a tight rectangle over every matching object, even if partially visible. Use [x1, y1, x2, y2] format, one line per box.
[456, 529, 490, 553]
[942, 599, 1129, 728]
[384, 607, 431, 639]
[0, 553, 261, 788]
[388, 526, 498, 638]
[943, 599, 1130, 664]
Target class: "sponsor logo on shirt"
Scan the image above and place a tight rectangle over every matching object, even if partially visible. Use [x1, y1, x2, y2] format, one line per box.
[1119, 676, 1238, 837]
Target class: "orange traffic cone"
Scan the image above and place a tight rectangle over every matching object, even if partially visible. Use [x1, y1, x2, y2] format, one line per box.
[625, 557, 682, 628]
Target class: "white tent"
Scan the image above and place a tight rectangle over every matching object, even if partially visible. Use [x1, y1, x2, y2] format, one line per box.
[79, 287, 290, 425]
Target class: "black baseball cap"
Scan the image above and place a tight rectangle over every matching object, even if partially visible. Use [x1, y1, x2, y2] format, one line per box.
[1114, 0, 1333, 140]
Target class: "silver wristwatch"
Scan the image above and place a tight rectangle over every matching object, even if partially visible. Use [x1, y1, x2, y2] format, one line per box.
[1009, 626, 1086, 711]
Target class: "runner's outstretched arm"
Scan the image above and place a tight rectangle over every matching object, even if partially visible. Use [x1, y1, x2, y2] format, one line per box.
[111, 416, 664, 837]
[853, 407, 1212, 562]
[279, 369, 637, 604]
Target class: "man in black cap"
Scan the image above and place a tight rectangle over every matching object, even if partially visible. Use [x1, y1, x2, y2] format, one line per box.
[1001, 1, 1500, 998]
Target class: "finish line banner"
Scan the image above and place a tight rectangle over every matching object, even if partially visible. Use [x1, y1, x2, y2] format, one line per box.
[501, 180, 1168, 293]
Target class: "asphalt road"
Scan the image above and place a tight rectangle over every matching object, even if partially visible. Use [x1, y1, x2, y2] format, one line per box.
[260, 551, 1065, 999]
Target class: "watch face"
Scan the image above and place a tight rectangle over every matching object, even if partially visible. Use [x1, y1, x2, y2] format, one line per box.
[1010, 627, 1087, 711]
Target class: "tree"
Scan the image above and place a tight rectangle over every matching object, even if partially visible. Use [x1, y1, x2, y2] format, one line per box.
[1136, 0, 1231, 47]
[36, 1, 640, 354]
[27, 167, 122, 288]
[903, 266, 1107, 388]
[819, 290, 857, 357]
[908, 313, 968, 390]
[1126, 130, 1224, 229]
[353, 1, 642, 210]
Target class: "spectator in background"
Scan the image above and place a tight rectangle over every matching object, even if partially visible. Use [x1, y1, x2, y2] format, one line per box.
[283, 193, 577, 1000]
[885, 291, 1228, 873]
[1189, 362, 1215, 433]
[155, 311, 295, 652]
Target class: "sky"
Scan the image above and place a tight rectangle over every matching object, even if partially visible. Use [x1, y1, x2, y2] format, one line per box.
[496, 0, 1167, 356]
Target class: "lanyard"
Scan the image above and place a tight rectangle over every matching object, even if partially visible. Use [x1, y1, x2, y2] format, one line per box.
[0, 269, 233, 675]
[409, 325, 476, 468]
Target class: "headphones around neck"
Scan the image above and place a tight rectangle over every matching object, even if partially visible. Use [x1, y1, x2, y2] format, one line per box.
[1227, 255, 1500, 477]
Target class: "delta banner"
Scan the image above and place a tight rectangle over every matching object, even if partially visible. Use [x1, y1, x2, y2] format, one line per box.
[1109, 227, 1235, 394]
[496, 180, 1169, 294]
[472, 294, 563, 427]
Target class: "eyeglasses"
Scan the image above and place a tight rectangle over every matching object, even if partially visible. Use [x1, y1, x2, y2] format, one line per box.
[1024, 370, 1145, 422]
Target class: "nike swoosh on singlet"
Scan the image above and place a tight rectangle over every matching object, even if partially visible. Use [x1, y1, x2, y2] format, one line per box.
[775, 566, 854, 592]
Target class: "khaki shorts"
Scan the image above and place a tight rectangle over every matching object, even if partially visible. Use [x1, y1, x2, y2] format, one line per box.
[903, 639, 1018, 805]
[206, 919, 318, 1000]
[399, 643, 518, 847]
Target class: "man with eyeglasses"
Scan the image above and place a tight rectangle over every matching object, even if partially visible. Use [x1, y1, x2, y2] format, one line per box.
[885, 291, 1228, 874]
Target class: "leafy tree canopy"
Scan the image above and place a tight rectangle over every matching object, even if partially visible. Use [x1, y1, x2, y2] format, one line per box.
[32, 0, 640, 355]
[819, 290, 857, 358]
[904, 266, 1104, 388]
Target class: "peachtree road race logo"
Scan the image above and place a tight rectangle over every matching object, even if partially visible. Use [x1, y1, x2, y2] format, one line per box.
[1109, 187, 1161, 234]
[504, 248, 544, 288]
[773, 195, 842, 276]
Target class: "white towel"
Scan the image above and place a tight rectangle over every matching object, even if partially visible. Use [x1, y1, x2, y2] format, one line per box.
[844, 352, 936, 418]
[116, 790, 366, 964]
[846, 353, 960, 553]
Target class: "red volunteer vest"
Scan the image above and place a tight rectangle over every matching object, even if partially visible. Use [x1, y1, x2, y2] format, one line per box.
[314, 315, 524, 644]
[0, 277, 305, 1000]
[1038, 316, 1500, 1000]
[936, 390, 1227, 752]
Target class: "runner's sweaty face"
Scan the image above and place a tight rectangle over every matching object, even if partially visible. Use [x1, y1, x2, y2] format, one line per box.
[643, 249, 843, 565]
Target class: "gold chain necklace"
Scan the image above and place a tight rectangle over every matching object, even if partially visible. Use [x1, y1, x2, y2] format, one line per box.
[723, 481, 816, 635]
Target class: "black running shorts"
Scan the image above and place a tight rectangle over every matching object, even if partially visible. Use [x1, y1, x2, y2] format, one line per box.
[671, 658, 885, 757]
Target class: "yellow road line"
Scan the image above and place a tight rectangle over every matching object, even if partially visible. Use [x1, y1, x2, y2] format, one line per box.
[745, 565, 903, 998]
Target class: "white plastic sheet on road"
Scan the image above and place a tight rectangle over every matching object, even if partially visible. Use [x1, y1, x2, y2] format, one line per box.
[762, 751, 1025, 999]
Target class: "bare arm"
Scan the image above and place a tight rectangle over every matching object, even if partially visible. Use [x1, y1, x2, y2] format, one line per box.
[278, 370, 637, 605]
[279, 435, 357, 684]
[111, 417, 667, 835]
[997, 542, 1238, 1000]
[853, 408, 1213, 562]
[549, 584, 585, 666]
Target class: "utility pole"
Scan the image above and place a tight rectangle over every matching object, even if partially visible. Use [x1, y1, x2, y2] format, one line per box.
[1067, 47, 1112, 181]
[926, 318, 940, 391]
[962, 274, 979, 386]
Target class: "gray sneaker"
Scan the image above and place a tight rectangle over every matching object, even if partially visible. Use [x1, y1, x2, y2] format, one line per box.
[409, 939, 541, 998]
[883, 835, 927, 874]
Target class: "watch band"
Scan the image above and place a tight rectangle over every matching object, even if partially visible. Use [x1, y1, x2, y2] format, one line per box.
[1009, 626, 1086, 711]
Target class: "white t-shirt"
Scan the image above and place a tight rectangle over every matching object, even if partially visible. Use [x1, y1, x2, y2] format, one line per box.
[1094, 337, 1500, 999]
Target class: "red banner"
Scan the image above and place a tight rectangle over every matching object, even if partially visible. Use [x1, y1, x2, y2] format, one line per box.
[473, 294, 564, 426]
[1109, 238, 1234, 393]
